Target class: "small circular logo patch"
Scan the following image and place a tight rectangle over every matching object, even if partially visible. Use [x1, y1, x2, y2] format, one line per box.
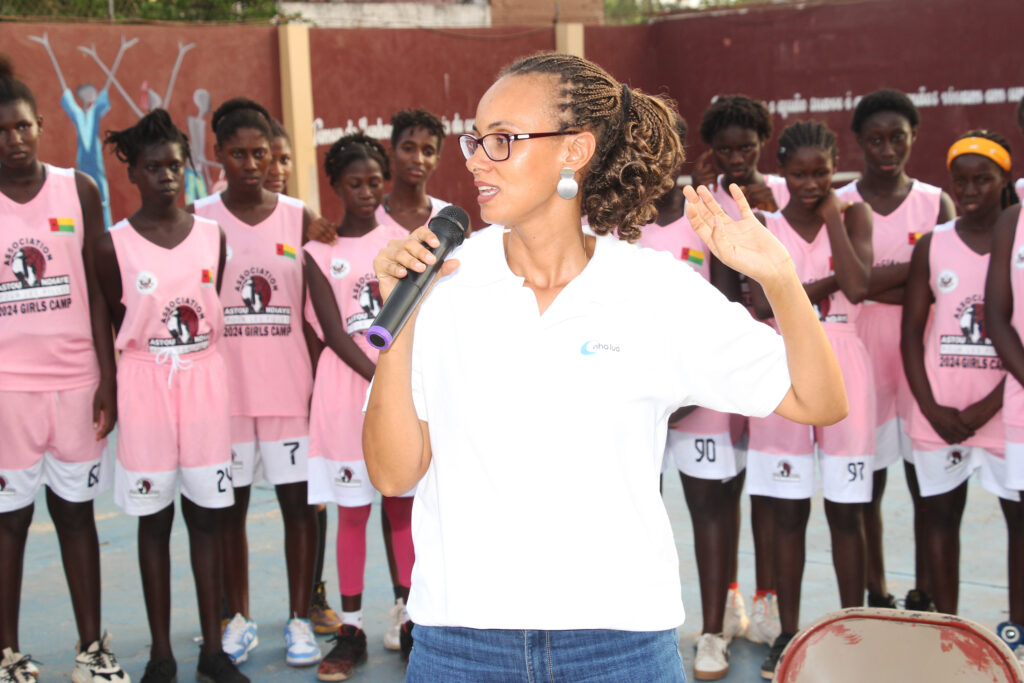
[225, 244, 234, 262]
[136, 271, 158, 294]
[1014, 246, 1024, 269]
[936, 269, 958, 294]
[330, 258, 351, 279]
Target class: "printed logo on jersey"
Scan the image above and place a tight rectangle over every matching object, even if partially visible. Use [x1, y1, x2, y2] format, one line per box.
[581, 340, 621, 355]
[224, 268, 291, 335]
[1015, 246, 1024, 269]
[908, 232, 923, 246]
[773, 460, 800, 482]
[276, 242, 297, 260]
[49, 217, 75, 234]
[136, 271, 158, 295]
[812, 295, 847, 324]
[330, 258, 351, 279]
[150, 298, 210, 354]
[938, 296, 999, 368]
[201, 269, 214, 287]
[945, 449, 966, 472]
[937, 269, 959, 294]
[129, 478, 160, 498]
[681, 247, 704, 267]
[1, 239, 71, 317]
[225, 244, 234, 262]
[334, 465, 362, 487]
[0, 475, 15, 496]
[345, 274, 382, 335]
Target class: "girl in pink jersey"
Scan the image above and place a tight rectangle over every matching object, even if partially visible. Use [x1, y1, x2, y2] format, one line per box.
[902, 130, 1018, 619]
[306, 134, 417, 681]
[984, 152, 1024, 663]
[95, 110, 245, 683]
[838, 89, 956, 613]
[190, 98, 322, 668]
[378, 109, 450, 232]
[0, 57, 129, 683]
[261, 116, 342, 637]
[744, 121, 875, 678]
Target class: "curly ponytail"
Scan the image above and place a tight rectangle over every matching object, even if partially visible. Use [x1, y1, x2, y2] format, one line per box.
[502, 53, 683, 242]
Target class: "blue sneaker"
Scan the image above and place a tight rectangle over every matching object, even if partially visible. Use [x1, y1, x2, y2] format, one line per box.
[284, 618, 322, 667]
[222, 613, 258, 665]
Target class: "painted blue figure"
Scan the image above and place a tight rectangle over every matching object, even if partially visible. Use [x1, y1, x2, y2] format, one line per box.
[28, 32, 135, 227]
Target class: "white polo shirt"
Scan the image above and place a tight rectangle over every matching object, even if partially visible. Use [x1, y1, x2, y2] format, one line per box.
[407, 224, 791, 631]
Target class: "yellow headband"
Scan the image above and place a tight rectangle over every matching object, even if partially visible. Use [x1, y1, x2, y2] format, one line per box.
[947, 137, 1011, 172]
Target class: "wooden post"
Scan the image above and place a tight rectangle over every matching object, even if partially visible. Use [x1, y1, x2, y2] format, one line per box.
[277, 23, 320, 214]
[555, 22, 584, 58]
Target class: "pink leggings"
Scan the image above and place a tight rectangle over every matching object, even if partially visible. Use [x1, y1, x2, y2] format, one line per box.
[336, 497, 415, 596]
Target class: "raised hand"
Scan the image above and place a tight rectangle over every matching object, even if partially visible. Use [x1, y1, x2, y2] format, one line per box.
[304, 216, 338, 245]
[373, 225, 459, 302]
[683, 183, 793, 286]
[814, 189, 852, 222]
[742, 183, 779, 213]
[692, 149, 718, 190]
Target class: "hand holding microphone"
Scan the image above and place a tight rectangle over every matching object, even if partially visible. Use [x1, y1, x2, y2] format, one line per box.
[368, 205, 470, 350]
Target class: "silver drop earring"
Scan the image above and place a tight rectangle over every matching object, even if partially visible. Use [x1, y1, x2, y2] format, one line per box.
[556, 167, 579, 200]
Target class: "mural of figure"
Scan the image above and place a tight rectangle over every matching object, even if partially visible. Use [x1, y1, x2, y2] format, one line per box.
[186, 88, 222, 203]
[28, 32, 134, 227]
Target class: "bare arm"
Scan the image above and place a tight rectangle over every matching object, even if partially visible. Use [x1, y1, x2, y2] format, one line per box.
[303, 252, 375, 382]
[986, 205, 1024, 387]
[822, 197, 873, 303]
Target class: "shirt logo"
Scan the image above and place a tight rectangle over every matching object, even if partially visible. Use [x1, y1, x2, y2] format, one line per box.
[937, 269, 958, 294]
[330, 258, 351, 279]
[201, 269, 214, 287]
[580, 340, 621, 355]
[225, 244, 234, 262]
[136, 271, 158, 294]
[276, 243, 297, 260]
[1015, 246, 1024, 269]
[49, 217, 75, 234]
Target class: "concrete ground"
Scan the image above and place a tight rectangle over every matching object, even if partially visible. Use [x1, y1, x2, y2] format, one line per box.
[19, 456, 1012, 682]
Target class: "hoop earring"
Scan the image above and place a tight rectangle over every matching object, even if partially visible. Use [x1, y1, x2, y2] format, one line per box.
[556, 167, 579, 200]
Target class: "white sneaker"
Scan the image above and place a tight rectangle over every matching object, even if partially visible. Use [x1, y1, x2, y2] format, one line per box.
[72, 633, 128, 683]
[0, 648, 38, 682]
[383, 597, 409, 651]
[722, 588, 749, 641]
[284, 618, 321, 667]
[222, 613, 259, 664]
[746, 593, 782, 645]
[693, 633, 729, 681]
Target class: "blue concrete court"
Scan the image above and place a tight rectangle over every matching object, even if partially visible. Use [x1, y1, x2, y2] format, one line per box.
[19, 455, 1012, 681]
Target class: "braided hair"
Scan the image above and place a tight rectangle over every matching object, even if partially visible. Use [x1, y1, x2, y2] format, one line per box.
[211, 97, 272, 146]
[104, 108, 191, 167]
[776, 120, 838, 166]
[269, 117, 289, 143]
[502, 52, 683, 242]
[0, 55, 36, 114]
[699, 95, 772, 145]
[324, 132, 390, 185]
[953, 129, 1018, 209]
[851, 89, 919, 134]
[390, 109, 445, 151]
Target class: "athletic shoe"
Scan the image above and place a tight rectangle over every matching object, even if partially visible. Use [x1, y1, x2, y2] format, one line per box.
[309, 582, 343, 635]
[996, 621, 1024, 667]
[867, 591, 898, 609]
[196, 651, 249, 683]
[221, 614, 258, 665]
[316, 625, 367, 681]
[760, 632, 793, 680]
[722, 588, 749, 641]
[0, 648, 38, 682]
[400, 621, 415, 664]
[383, 598, 409, 651]
[72, 633, 128, 683]
[746, 593, 782, 645]
[693, 633, 729, 680]
[284, 618, 322, 667]
[904, 588, 937, 612]
[139, 657, 175, 683]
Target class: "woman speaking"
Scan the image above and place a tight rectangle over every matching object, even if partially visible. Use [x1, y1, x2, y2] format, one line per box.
[364, 52, 848, 681]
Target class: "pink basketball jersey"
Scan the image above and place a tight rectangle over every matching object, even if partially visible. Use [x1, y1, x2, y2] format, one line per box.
[639, 215, 711, 281]
[304, 223, 408, 355]
[110, 217, 224, 357]
[906, 221, 1005, 450]
[712, 174, 790, 221]
[0, 165, 98, 391]
[1004, 208, 1024, 429]
[374, 196, 450, 233]
[762, 211, 861, 328]
[194, 192, 312, 417]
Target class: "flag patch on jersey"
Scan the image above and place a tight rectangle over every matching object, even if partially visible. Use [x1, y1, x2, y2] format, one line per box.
[909, 232, 923, 245]
[276, 243, 297, 260]
[49, 217, 75, 233]
[681, 247, 704, 266]
[201, 269, 214, 286]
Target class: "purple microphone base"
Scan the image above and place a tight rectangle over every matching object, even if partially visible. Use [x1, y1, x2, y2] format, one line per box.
[366, 325, 393, 351]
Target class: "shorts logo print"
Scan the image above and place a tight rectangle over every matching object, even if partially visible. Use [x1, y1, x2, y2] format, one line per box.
[773, 460, 800, 482]
[129, 478, 160, 498]
[334, 466, 361, 487]
[945, 449, 965, 472]
[0, 475, 15, 495]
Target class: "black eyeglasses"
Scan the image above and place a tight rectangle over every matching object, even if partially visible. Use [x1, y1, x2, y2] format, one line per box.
[459, 131, 577, 162]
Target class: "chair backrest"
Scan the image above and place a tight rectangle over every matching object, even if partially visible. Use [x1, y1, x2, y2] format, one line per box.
[774, 607, 1023, 683]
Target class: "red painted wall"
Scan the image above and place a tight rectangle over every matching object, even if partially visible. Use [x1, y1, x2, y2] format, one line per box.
[0, 22, 281, 223]
[589, 0, 1024, 200]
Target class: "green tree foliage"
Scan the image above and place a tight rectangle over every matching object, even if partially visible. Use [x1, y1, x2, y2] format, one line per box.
[0, 0, 284, 21]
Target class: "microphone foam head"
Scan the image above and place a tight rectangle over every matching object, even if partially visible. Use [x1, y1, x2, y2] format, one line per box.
[434, 205, 471, 243]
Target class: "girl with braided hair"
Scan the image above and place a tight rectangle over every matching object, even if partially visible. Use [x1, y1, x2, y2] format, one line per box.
[304, 133, 418, 680]
[364, 52, 848, 680]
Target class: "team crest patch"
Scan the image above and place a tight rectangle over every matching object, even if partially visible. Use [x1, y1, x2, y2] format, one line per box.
[937, 269, 958, 294]
[334, 465, 362, 487]
[945, 450, 966, 472]
[1015, 246, 1024, 269]
[773, 460, 800, 482]
[136, 271, 158, 294]
[330, 258, 350, 279]
[0, 475, 16, 496]
[129, 478, 160, 498]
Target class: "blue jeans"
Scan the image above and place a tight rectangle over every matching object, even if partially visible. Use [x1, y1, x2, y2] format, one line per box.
[406, 625, 687, 682]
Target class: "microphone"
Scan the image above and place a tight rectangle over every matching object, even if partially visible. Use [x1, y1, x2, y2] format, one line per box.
[366, 205, 470, 350]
